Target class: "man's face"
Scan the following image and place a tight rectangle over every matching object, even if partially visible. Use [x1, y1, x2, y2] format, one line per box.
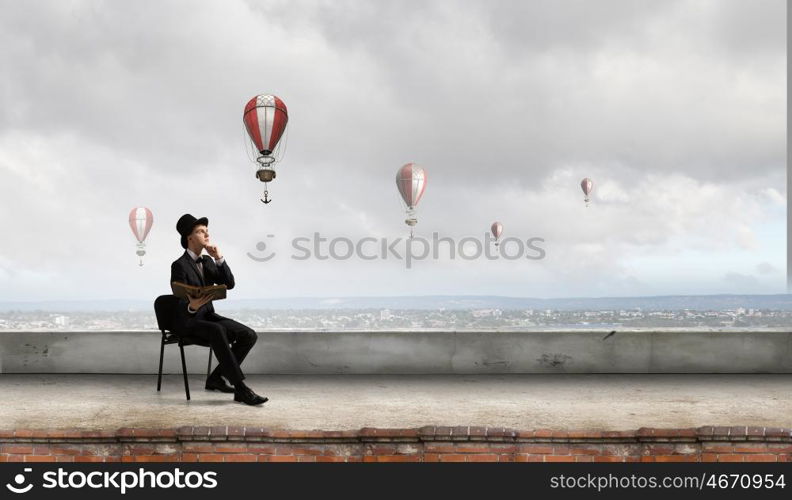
[188, 225, 210, 249]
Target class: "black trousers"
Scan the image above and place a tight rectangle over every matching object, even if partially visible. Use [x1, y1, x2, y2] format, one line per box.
[182, 317, 257, 385]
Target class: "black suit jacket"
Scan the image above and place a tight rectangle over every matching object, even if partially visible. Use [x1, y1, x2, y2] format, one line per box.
[170, 251, 236, 329]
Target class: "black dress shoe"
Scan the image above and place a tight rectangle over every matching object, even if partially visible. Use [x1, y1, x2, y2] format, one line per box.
[234, 387, 268, 406]
[205, 376, 235, 393]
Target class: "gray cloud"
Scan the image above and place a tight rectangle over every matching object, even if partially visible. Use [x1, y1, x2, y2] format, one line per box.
[0, 0, 785, 300]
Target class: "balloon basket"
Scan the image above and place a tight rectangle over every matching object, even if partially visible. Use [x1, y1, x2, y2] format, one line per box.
[256, 167, 276, 183]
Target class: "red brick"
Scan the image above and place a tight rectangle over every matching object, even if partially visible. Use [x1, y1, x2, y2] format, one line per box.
[198, 454, 225, 463]
[465, 454, 498, 462]
[269, 456, 298, 462]
[732, 444, 769, 453]
[214, 445, 249, 454]
[2, 446, 33, 455]
[514, 454, 543, 462]
[552, 446, 570, 455]
[544, 456, 575, 462]
[209, 426, 228, 438]
[567, 430, 603, 439]
[497, 455, 514, 463]
[182, 444, 215, 453]
[468, 427, 487, 439]
[180, 453, 199, 462]
[701, 453, 718, 462]
[575, 456, 594, 462]
[569, 447, 601, 456]
[717, 454, 745, 463]
[533, 429, 554, 438]
[132, 455, 177, 462]
[224, 454, 258, 462]
[24, 455, 56, 462]
[55, 456, 75, 462]
[75, 456, 104, 462]
[424, 443, 458, 453]
[370, 455, 419, 462]
[593, 456, 624, 462]
[50, 446, 82, 456]
[297, 456, 317, 462]
[438, 454, 466, 463]
[744, 455, 778, 463]
[424, 453, 441, 462]
[451, 426, 470, 439]
[243, 427, 270, 438]
[246, 446, 277, 454]
[517, 445, 553, 454]
[655, 455, 697, 463]
[277, 446, 324, 456]
[316, 456, 346, 462]
[702, 444, 733, 453]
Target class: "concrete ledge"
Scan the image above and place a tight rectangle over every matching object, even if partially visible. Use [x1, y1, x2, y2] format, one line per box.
[1, 330, 791, 374]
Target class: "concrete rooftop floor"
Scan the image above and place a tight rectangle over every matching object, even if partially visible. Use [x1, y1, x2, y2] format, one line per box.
[0, 374, 790, 431]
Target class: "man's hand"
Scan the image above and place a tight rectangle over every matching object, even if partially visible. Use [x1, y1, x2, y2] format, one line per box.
[188, 293, 213, 312]
[205, 244, 222, 260]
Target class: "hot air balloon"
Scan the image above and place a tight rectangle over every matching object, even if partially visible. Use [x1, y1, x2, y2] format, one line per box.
[491, 221, 503, 246]
[243, 94, 289, 204]
[581, 177, 593, 207]
[128, 207, 153, 266]
[396, 163, 426, 239]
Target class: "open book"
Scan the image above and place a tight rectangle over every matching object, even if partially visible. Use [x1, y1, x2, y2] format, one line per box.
[171, 281, 227, 301]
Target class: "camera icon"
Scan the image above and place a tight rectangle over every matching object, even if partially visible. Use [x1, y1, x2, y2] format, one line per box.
[5, 468, 34, 494]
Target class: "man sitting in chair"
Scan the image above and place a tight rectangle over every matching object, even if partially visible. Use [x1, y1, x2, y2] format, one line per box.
[171, 213, 267, 406]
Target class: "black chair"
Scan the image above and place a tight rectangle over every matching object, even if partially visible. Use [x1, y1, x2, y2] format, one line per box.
[154, 294, 213, 400]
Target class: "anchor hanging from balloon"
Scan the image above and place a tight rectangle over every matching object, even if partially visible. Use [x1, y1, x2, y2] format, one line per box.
[128, 207, 153, 266]
[396, 163, 427, 239]
[243, 94, 289, 204]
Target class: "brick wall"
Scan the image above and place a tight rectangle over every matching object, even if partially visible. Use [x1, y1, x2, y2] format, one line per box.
[1, 426, 790, 463]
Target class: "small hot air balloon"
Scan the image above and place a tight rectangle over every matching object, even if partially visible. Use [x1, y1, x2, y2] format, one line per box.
[581, 177, 593, 207]
[243, 94, 289, 204]
[396, 163, 426, 239]
[128, 207, 153, 266]
[491, 221, 503, 246]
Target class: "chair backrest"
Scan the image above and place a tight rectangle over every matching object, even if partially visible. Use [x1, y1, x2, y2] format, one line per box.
[154, 295, 182, 333]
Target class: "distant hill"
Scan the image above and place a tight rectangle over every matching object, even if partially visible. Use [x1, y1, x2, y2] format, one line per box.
[1, 294, 790, 311]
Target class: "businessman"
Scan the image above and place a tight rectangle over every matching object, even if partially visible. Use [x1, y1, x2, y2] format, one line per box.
[171, 213, 267, 406]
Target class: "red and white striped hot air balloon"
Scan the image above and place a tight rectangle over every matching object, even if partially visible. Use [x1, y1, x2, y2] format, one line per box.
[491, 221, 503, 246]
[128, 207, 153, 266]
[581, 177, 593, 207]
[243, 94, 289, 203]
[396, 163, 427, 239]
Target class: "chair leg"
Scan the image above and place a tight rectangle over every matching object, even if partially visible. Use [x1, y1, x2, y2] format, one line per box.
[206, 349, 213, 378]
[157, 334, 166, 392]
[179, 342, 190, 400]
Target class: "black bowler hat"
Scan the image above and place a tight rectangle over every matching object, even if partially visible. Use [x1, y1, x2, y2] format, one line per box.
[176, 214, 209, 249]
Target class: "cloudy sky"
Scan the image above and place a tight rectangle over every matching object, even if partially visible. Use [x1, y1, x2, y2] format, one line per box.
[0, 0, 786, 302]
